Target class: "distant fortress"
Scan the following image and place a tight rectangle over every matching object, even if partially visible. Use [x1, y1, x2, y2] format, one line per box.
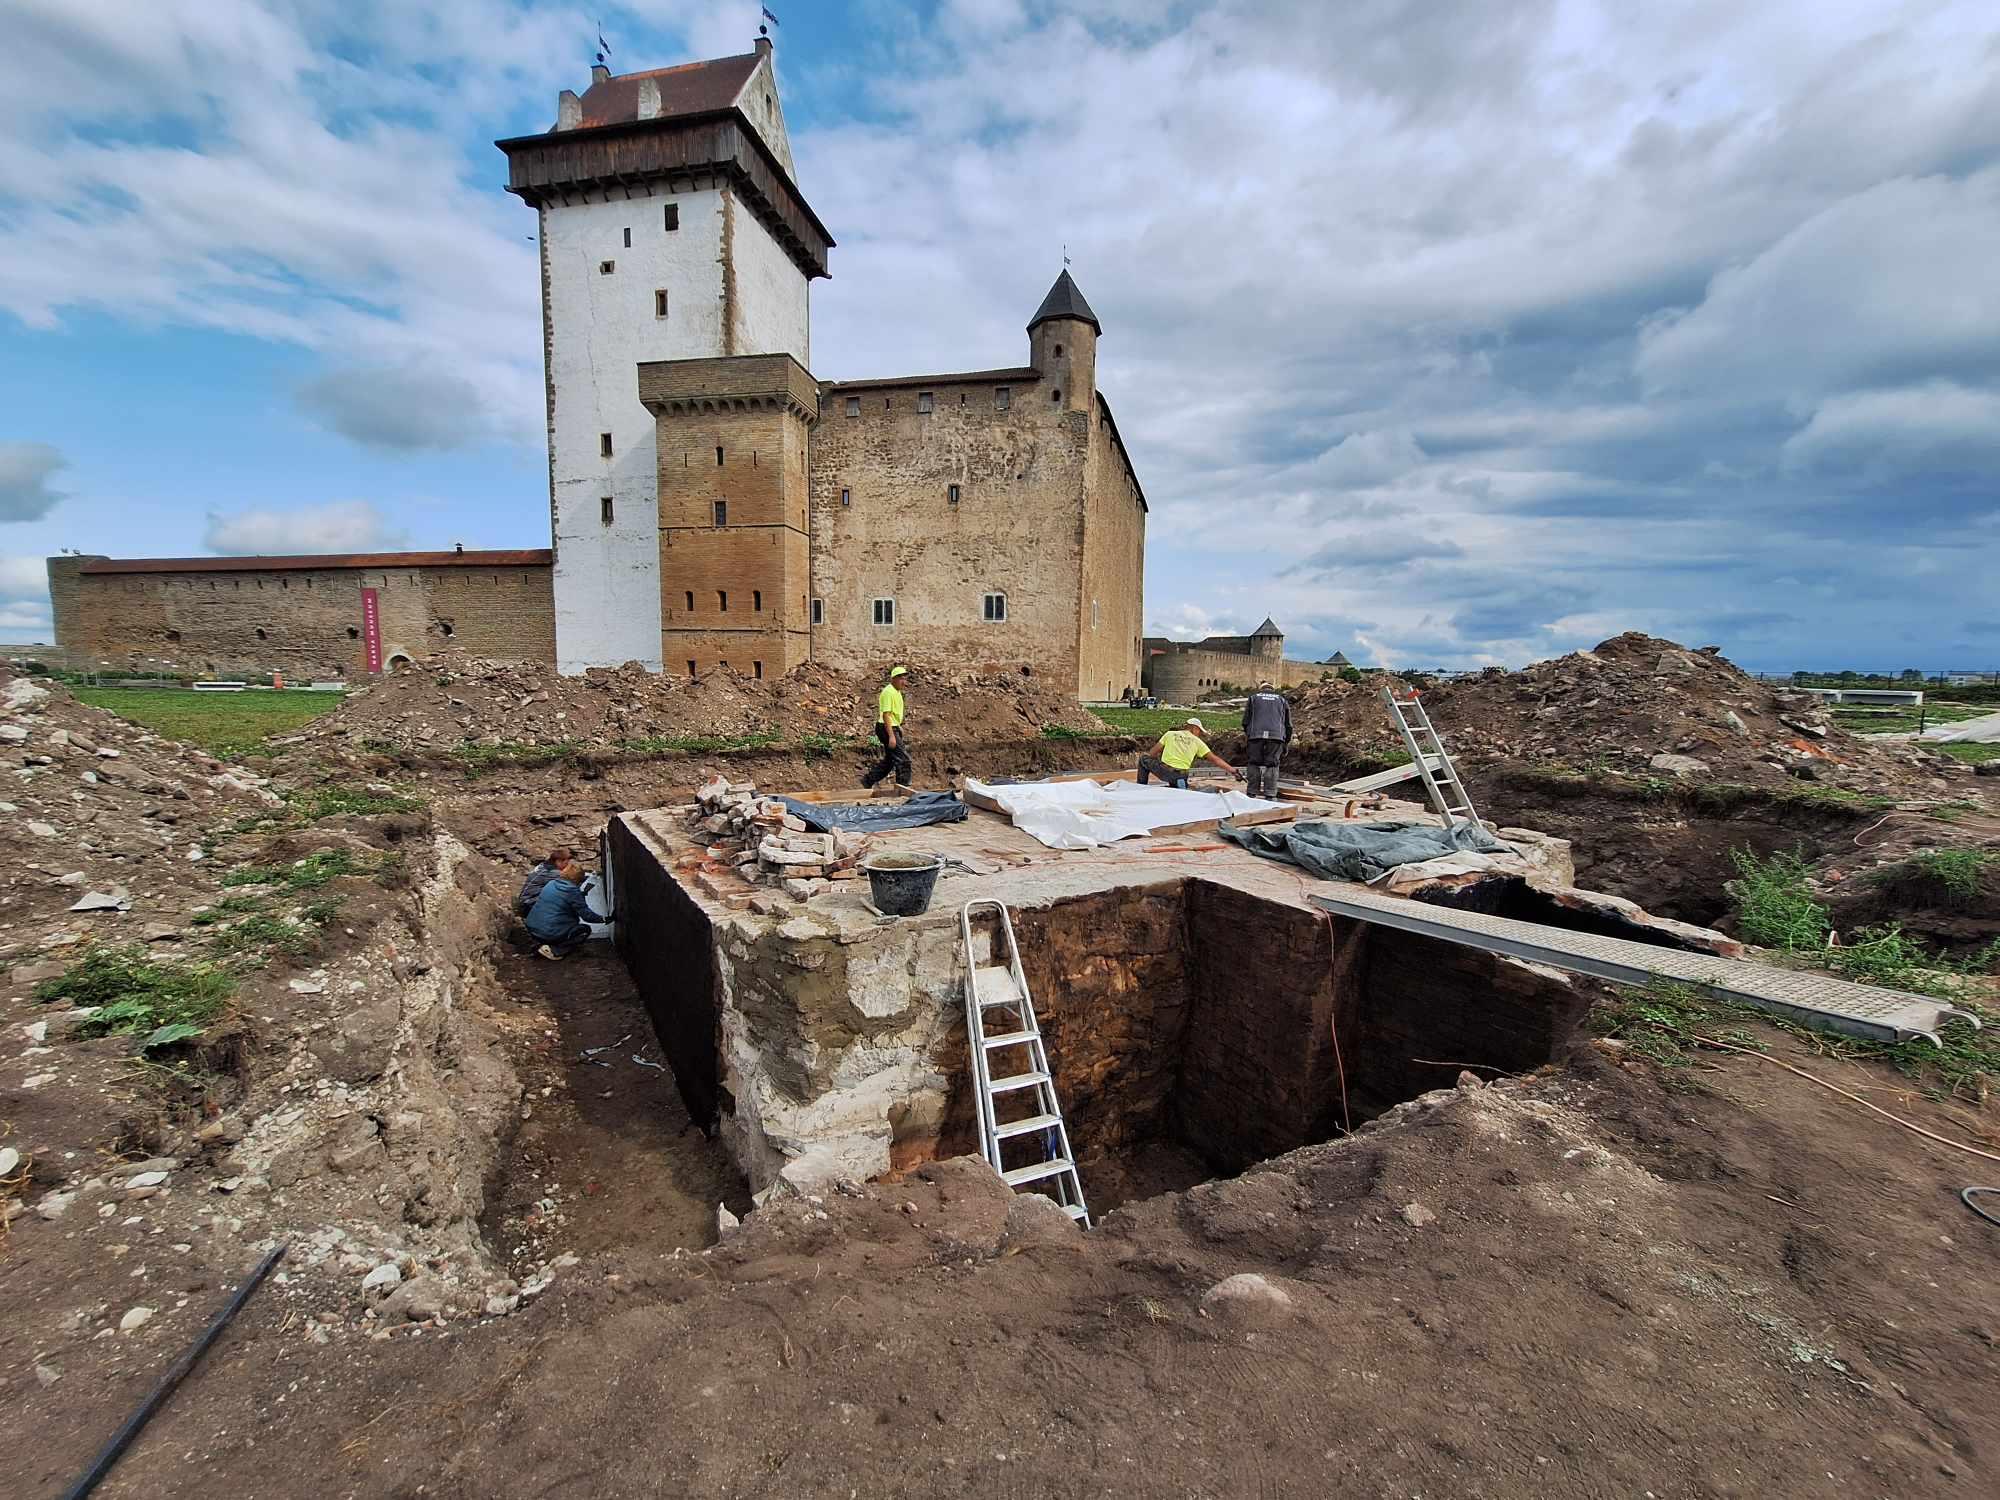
[1141, 619, 1350, 701]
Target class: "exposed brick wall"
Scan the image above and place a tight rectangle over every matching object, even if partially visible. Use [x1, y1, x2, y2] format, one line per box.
[50, 558, 554, 679]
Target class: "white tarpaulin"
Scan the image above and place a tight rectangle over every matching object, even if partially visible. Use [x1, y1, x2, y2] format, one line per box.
[963, 777, 1288, 850]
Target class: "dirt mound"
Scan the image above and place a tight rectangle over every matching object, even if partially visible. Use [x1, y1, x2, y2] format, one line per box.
[1291, 633, 1976, 798]
[294, 652, 1103, 751]
[0, 672, 286, 948]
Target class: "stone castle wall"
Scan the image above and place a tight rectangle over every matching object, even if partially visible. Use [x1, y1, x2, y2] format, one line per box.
[1146, 646, 1337, 702]
[47, 554, 554, 680]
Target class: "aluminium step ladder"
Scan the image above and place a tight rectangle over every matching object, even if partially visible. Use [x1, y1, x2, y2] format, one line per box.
[958, 900, 1090, 1227]
[1381, 686, 1486, 832]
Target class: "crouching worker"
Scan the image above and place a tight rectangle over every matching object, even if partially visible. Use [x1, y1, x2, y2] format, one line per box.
[514, 845, 575, 917]
[526, 860, 610, 960]
[1137, 717, 1241, 789]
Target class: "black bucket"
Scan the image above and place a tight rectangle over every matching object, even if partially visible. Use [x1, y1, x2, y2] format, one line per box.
[862, 853, 943, 917]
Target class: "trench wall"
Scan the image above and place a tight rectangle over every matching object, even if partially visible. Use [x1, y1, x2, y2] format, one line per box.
[608, 815, 724, 1127]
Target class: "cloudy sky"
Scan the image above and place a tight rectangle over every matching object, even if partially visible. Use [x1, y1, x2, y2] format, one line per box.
[2, 0, 1997, 672]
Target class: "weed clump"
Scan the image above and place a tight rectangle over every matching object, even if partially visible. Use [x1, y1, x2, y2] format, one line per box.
[1725, 848, 1829, 950]
[33, 946, 234, 1042]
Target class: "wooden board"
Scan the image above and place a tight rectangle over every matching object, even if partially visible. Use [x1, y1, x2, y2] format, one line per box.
[1324, 763, 1423, 794]
[780, 787, 911, 805]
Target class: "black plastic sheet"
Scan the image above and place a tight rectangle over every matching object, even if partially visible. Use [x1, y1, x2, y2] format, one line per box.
[775, 791, 970, 833]
[1218, 817, 1504, 883]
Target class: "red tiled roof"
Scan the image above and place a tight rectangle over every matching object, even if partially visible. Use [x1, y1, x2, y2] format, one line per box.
[79, 551, 552, 576]
[576, 54, 761, 129]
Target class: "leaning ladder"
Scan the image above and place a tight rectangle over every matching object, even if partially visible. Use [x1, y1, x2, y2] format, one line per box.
[958, 900, 1090, 1226]
[1382, 686, 1486, 832]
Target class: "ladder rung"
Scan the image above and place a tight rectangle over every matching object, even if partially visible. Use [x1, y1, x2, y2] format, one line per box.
[973, 967, 1022, 1006]
[993, 1112, 1060, 1139]
[982, 1029, 1038, 1049]
[988, 1070, 1050, 1094]
[1058, 1202, 1089, 1220]
[1002, 1158, 1075, 1187]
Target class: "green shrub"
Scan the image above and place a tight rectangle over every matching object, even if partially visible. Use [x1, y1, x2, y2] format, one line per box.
[223, 850, 364, 890]
[1878, 848, 1990, 907]
[1725, 848, 1829, 950]
[33, 946, 233, 1040]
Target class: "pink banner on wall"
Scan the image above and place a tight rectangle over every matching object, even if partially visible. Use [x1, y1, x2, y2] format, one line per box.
[361, 587, 382, 674]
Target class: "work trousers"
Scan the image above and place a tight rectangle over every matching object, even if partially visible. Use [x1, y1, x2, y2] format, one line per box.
[1135, 755, 1190, 789]
[862, 722, 912, 789]
[1243, 739, 1285, 798]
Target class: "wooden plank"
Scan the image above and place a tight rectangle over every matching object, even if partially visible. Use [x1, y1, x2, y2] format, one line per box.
[1325, 763, 1423, 795]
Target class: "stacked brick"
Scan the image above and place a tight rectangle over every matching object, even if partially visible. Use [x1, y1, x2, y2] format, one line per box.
[684, 776, 871, 906]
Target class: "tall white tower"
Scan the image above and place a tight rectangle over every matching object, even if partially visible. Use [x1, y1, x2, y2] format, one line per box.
[499, 37, 832, 672]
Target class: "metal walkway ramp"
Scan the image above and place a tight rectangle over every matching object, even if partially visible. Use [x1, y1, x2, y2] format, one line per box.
[1308, 885, 1980, 1045]
[959, 900, 1091, 1226]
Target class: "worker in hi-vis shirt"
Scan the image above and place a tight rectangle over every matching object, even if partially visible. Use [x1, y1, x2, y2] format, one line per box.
[1137, 716, 1240, 789]
[861, 665, 913, 790]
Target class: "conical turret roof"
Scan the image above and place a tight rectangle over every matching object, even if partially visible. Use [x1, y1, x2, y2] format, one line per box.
[1250, 617, 1283, 638]
[1028, 270, 1102, 334]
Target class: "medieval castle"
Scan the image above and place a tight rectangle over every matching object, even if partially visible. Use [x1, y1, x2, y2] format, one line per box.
[47, 39, 1148, 702]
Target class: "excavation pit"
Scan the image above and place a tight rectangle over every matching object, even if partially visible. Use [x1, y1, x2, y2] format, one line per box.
[606, 792, 1717, 1210]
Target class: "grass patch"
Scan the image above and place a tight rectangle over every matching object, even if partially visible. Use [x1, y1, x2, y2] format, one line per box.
[1092, 707, 1245, 738]
[33, 946, 234, 1042]
[189, 893, 269, 926]
[204, 913, 320, 962]
[73, 687, 343, 754]
[1593, 979, 2000, 1101]
[223, 849, 366, 890]
[1829, 704, 1987, 735]
[285, 785, 424, 821]
[1727, 846, 2000, 998]
[1937, 742, 2000, 767]
[1874, 848, 1991, 907]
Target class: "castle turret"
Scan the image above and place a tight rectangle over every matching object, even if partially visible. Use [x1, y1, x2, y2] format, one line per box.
[1027, 270, 1099, 416]
[1250, 617, 1284, 662]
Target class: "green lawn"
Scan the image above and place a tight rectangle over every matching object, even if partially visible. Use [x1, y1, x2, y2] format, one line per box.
[1830, 703, 1989, 735]
[73, 687, 345, 754]
[1939, 741, 2000, 766]
[1092, 706, 1245, 737]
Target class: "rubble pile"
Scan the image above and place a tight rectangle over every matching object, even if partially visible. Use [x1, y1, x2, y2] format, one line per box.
[1289, 633, 1975, 796]
[0, 671, 285, 951]
[299, 651, 1103, 752]
[682, 776, 871, 906]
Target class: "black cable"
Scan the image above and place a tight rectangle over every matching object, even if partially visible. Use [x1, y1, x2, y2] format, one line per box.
[1964, 1187, 2000, 1229]
[61, 1242, 288, 1500]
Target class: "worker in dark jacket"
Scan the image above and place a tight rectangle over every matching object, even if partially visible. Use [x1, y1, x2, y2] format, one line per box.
[1242, 681, 1292, 798]
[526, 860, 598, 960]
[514, 845, 575, 917]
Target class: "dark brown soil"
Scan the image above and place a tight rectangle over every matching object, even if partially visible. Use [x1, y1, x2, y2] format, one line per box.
[12, 1033, 1999, 1499]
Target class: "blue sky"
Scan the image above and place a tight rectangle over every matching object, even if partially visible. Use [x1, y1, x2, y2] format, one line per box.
[3, 0, 1997, 674]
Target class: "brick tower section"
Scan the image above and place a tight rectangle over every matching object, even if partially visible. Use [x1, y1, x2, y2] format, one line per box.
[641, 353, 818, 680]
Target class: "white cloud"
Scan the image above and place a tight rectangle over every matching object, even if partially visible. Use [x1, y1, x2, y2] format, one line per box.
[0, 555, 51, 601]
[203, 500, 407, 555]
[0, 443, 69, 522]
[295, 361, 491, 451]
[1781, 381, 2000, 476]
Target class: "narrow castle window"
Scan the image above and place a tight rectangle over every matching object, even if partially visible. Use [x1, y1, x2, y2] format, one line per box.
[655, 289, 669, 318]
[844, 396, 859, 417]
[917, 391, 934, 414]
[872, 597, 895, 627]
[811, 598, 824, 625]
[622, 227, 631, 248]
[753, 661, 763, 679]
[995, 386, 1010, 410]
[1052, 388, 1062, 403]
[718, 590, 728, 611]
[599, 260, 615, 275]
[1054, 343, 1063, 357]
[600, 432, 613, 458]
[713, 500, 727, 526]
[255, 627, 267, 640]
[983, 592, 1007, 623]
[600, 495, 614, 526]
[687, 660, 697, 677]
[685, 591, 694, 612]
[947, 484, 961, 504]
[664, 203, 679, 231]
[753, 590, 762, 612]
[716, 446, 724, 466]
[840, 487, 851, 507]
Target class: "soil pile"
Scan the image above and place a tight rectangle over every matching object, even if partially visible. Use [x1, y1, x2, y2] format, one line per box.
[0, 671, 285, 947]
[1291, 632, 1975, 797]
[294, 652, 1103, 751]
